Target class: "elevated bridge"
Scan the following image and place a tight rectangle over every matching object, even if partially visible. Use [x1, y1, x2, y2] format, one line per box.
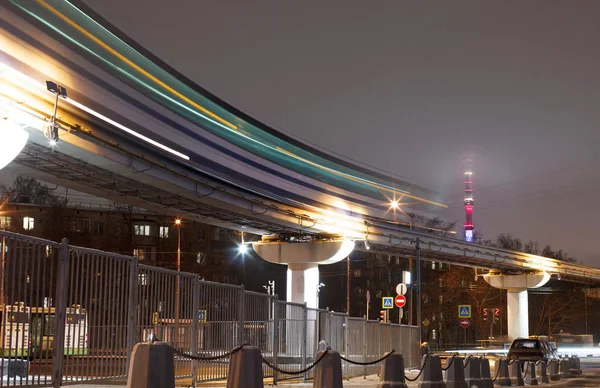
[0, 0, 599, 339]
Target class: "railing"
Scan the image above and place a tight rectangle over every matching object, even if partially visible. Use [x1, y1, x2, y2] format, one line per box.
[0, 231, 419, 386]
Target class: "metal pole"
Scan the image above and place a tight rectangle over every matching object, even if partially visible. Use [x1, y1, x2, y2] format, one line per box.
[52, 238, 69, 388]
[125, 256, 138, 374]
[191, 277, 200, 388]
[175, 223, 181, 347]
[416, 238, 422, 346]
[301, 303, 308, 383]
[0, 235, 5, 307]
[346, 256, 350, 314]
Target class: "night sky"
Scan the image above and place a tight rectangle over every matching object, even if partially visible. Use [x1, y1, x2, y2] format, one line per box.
[82, 1, 600, 266]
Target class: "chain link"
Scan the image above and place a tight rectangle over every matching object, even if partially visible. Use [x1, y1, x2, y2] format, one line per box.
[522, 362, 529, 379]
[340, 350, 395, 366]
[261, 349, 329, 375]
[492, 362, 502, 382]
[441, 355, 455, 371]
[405, 353, 429, 382]
[172, 344, 244, 361]
[463, 356, 471, 368]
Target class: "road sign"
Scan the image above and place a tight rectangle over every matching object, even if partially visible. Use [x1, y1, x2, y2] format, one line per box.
[459, 318, 470, 329]
[198, 310, 207, 323]
[395, 295, 406, 308]
[422, 318, 430, 327]
[382, 297, 394, 309]
[458, 304, 471, 318]
[366, 290, 371, 303]
[395, 283, 408, 296]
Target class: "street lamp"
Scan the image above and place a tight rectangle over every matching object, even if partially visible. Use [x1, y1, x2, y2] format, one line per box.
[174, 218, 182, 345]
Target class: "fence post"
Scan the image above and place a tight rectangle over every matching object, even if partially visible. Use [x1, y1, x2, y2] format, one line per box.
[272, 296, 279, 385]
[237, 285, 245, 345]
[52, 238, 69, 388]
[126, 257, 139, 374]
[190, 277, 200, 388]
[302, 303, 308, 383]
[344, 315, 350, 379]
[377, 321, 381, 376]
[363, 318, 367, 378]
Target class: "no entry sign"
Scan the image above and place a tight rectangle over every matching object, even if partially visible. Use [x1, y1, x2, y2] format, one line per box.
[459, 318, 470, 329]
[395, 295, 406, 308]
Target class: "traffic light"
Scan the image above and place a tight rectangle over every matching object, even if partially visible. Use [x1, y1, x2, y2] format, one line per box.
[380, 310, 387, 323]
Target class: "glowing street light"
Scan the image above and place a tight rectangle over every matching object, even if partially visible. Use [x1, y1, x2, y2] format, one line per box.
[390, 200, 399, 210]
[0, 120, 28, 170]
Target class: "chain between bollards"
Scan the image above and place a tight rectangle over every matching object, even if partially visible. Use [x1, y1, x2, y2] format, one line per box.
[340, 349, 395, 365]
[441, 355, 455, 371]
[261, 349, 329, 375]
[405, 353, 430, 382]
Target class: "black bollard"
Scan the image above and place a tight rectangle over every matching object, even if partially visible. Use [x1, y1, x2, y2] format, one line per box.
[493, 359, 511, 386]
[479, 358, 493, 388]
[226, 347, 264, 388]
[535, 361, 549, 384]
[418, 354, 446, 388]
[127, 342, 175, 388]
[524, 361, 538, 386]
[313, 350, 343, 388]
[377, 353, 407, 388]
[548, 359, 560, 381]
[444, 356, 467, 388]
[464, 356, 482, 388]
[509, 360, 524, 386]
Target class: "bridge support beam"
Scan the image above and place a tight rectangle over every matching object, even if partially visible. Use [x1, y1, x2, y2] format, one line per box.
[483, 272, 550, 340]
[252, 237, 355, 308]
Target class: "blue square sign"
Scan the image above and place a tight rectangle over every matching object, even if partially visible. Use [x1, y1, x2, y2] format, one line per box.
[382, 297, 394, 309]
[458, 305, 471, 318]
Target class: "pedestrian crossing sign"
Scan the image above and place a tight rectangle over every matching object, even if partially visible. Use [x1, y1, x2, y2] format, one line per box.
[382, 297, 394, 309]
[458, 305, 471, 318]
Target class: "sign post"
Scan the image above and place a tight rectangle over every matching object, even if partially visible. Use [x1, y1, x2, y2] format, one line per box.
[366, 290, 370, 320]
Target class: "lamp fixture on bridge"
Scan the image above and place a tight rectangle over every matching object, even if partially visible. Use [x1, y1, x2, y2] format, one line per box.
[45, 81, 67, 145]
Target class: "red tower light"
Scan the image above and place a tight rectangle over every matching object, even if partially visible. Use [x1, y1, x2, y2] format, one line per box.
[464, 159, 475, 242]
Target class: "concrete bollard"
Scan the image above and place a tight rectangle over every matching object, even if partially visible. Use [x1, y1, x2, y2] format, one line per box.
[418, 354, 446, 388]
[570, 356, 582, 375]
[493, 359, 511, 386]
[479, 358, 493, 388]
[559, 358, 571, 378]
[524, 362, 538, 386]
[535, 361, 549, 384]
[127, 342, 175, 388]
[313, 350, 343, 388]
[464, 356, 482, 388]
[226, 346, 263, 388]
[444, 356, 467, 388]
[509, 360, 524, 386]
[377, 353, 407, 388]
[548, 359, 560, 381]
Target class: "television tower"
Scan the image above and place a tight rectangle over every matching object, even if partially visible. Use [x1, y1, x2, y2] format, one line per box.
[463, 159, 474, 242]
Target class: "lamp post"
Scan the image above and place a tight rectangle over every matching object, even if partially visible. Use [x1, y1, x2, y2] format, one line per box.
[174, 218, 181, 345]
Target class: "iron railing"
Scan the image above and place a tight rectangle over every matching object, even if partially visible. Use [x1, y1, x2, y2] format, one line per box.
[0, 231, 419, 387]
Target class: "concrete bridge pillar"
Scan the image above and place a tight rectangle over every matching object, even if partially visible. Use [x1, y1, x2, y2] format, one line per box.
[252, 237, 355, 354]
[483, 272, 550, 340]
[252, 237, 355, 308]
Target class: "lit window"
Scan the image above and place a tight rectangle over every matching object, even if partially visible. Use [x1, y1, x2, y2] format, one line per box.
[138, 273, 148, 286]
[0, 216, 11, 229]
[431, 261, 436, 270]
[159, 226, 169, 239]
[134, 224, 151, 236]
[133, 248, 146, 261]
[23, 217, 34, 231]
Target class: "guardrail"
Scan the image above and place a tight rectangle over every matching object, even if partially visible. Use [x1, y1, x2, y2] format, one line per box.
[0, 231, 419, 387]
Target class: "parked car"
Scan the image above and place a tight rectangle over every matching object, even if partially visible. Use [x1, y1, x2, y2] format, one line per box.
[507, 337, 558, 362]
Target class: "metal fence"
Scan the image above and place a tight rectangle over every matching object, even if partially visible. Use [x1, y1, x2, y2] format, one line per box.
[0, 231, 419, 387]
